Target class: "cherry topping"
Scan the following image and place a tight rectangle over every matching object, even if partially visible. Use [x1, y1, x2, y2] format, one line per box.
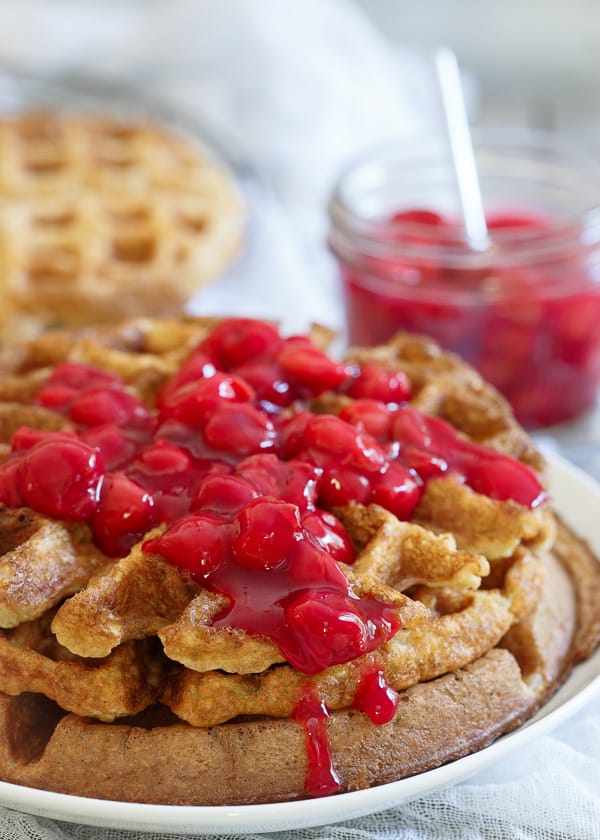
[286, 538, 353, 590]
[232, 361, 296, 409]
[191, 473, 258, 517]
[397, 445, 448, 482]
[68, 388, 150, 430]
[93, 473, 156, 556]
[302, 509, 355, 564]
[202, 402, 277, 459]
[391, 407, 546, 508]
[158, 373, 255, 428]
[318, 465, 372, 508]
[127, 441, 230, 523]
[35, 363, 124, 414]
[156, 353, 217, 407]
[292, 688, 342, 797]
[277, 412, 313, 459]
[149, 489, 399, 674]
[0, 316, 547, 574]
[281, 413, 423, 516]
[144, 513, 229, 580]
[19, 437, 104, 520]
[200, 318, 282, 369]
[80, 424, 140, 471]
[353, 668, 399, 724]
[0, 457, 24, 507]
[391, 208, 446, 228]
[303, 415, 386, 473]
[43, 361, 122, 391]
[339, 399, 393, 441]
[277, 337, 349, 395]
[35, 383, 77, 412]
[237, 454, 321, 511]
[132, 440, 193, 475]
[346, 364, 411, 404]
[281, 588, 400, 674]
[10, 427, 76, 452]
[466, 453, 547, 507]
[390, 405, 436, 449]
[370, 462, 422, 520]
[232, 498, 302, 571]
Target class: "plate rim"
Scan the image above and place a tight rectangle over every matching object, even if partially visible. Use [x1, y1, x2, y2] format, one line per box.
[0, 452, 598, 835]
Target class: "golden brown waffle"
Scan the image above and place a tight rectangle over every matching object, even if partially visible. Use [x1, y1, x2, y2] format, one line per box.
[0, 113, 243, 342]
[0, 318, 598, 805]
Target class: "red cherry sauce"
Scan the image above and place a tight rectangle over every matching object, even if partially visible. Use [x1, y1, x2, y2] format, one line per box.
[277, 412, 423, 520]
[0, 316, 545, 572]
[353, 667, 399, 724]
[391, 406, 547, 508]
[338, 208, 600, 428]
[292, 686, 342, 797]
[143, 493, 398, 675]
[0, 318, 549, 797]
[293, 670, 398, 795]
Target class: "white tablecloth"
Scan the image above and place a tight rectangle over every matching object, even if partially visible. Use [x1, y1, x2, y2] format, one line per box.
[0, 2, 598, 837]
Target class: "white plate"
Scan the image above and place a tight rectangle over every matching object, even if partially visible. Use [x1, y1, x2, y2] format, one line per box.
[0, 453, 599, 836]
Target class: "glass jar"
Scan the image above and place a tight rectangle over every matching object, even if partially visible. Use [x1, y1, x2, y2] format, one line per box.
[328, 131, 600, 429]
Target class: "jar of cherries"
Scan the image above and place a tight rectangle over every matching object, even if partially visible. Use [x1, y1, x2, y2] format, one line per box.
[328, 131, 600, 428]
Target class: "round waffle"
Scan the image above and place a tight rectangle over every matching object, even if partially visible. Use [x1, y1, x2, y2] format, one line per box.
[0, 317, 598, 805]
[0, 112, 243, 343]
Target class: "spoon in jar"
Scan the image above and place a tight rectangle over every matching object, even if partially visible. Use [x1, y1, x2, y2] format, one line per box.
[434, 47, 491, 251]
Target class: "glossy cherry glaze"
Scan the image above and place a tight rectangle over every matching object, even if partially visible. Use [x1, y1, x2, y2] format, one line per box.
[292, 687, 342, 797]
[353, 667, 399, 724]
[0, 316, 545, 583]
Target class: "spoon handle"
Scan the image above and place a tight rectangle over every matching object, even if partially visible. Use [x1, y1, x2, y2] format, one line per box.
[434, 47, 490, 251]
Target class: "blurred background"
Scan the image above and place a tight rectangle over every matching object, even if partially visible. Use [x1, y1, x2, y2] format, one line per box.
[360, 0, 600, 146]
[0, 0, 598, 333]
[0, 0, 597, 164]
[1, 0, 598, 232]
[2, 0, 598, 172]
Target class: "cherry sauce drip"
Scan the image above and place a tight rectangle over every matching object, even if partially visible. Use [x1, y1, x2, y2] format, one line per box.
[291, 687, 342, 797]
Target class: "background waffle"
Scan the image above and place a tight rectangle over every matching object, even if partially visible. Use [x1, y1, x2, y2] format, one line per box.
[0, 113, 243, 343]
[0, 318, 598, 805]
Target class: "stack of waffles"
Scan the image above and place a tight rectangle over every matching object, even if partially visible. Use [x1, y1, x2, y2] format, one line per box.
[0, 113, 243, 343]
[0, 317, 598, 805]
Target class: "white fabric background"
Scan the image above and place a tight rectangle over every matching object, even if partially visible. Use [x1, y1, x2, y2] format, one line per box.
[0, 1, 598, 837]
